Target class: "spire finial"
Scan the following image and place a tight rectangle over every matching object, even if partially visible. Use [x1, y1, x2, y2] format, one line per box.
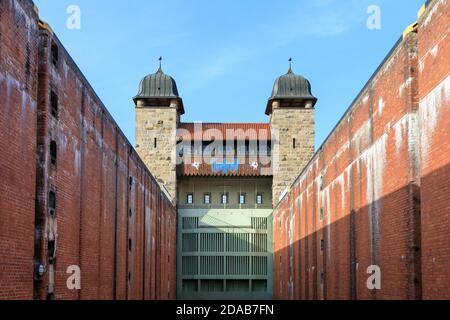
[157, 56, 163, 72]
[288, 57, 293, 74]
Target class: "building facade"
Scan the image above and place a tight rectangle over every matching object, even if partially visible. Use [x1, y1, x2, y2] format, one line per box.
[133, 63, 317, 299]
[0, 0, 448, 301]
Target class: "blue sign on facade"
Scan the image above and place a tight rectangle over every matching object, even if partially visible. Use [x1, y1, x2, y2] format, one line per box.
[211, 158, 239, 173]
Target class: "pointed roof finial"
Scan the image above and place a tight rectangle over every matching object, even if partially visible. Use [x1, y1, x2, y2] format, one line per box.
[288, 57, 293, 74]
[157, 56, 163, 72]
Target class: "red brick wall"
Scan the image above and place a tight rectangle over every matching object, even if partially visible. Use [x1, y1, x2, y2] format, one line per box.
[273, 0, 449, 300]
[32, 27, 177, 301]
[1, 0, 448, 301]
[417, 0, 450, 300]
[0, 0, 177, 300]
[0, 0, 39, 300]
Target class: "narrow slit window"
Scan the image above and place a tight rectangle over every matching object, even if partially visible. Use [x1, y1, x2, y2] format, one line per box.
[48, 240, 56, 264]
[321, 239, 325, 253]
[50, 141, 57, 166]
[256, 194, 263, 205]
[187, 193, 194, 205]
[48, 191, 56, 216]
[221, 193, 228, 205]
[154, 138, 157, 149]
[51, 42, 59, 67]
[203, 193, 211, 205]
[129, 177, 133, 190]
[293, 138, 296, 149]
[239, 193, 246, 205]
[50, 91, 58, 118]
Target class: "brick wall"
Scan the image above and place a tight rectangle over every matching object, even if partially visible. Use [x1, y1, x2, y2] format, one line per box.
[417, 0, 450, 300]
[0, 0, 39, 300]
[1, 0, 448, 301]
[273, 0, 449, 300]
[0, 0, 177, 300]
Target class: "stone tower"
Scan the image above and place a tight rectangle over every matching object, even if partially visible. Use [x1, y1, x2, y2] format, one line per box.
[267, 62, 317, 204]
[133, 62, 184, 203]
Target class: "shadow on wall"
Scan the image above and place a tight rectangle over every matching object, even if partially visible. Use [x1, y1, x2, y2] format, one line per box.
[273, 164, 450, 300]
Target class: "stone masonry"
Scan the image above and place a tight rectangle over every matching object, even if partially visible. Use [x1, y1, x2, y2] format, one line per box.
[270, 105, 315, 204]
[135, 101, 179, 203]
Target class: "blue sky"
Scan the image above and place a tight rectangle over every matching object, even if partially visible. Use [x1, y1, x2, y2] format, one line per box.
[34, 0, 424, 148]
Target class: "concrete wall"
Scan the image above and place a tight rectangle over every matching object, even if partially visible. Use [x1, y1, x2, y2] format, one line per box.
[0, 0, 177, 300]
[178, 177, 273, 209]
[273, 0, 449, 300]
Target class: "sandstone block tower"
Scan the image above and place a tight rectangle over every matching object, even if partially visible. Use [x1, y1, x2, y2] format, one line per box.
[133, 62, 184, 202]
[267, 63, 317, 203]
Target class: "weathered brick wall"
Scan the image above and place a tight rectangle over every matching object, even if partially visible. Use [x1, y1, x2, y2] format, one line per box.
[417, 0, 450, 300]
[273, 0, 449, 300]
[0, 0, 177, 300]
[0, 0, 39, 300]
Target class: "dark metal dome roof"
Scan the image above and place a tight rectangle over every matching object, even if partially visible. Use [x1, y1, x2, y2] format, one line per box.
[134, 66, 180, 101]
[133, 61, 185, 114]
[266, 65, 317, 115]
[270, 69, 315, 100]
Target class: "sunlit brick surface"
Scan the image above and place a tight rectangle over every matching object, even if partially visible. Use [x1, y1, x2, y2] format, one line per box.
[273, 0, 449, 301]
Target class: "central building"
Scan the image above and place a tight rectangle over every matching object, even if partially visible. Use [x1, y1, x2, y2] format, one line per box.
[133, 61, 317, 300]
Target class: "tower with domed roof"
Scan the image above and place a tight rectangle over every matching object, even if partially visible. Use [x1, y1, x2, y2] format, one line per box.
[268, 59, 317, 203]
[132, 57, 317, 299]
[133, 58, 183, 202]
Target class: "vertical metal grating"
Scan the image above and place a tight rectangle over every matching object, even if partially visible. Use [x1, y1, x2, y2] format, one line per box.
[252, 234, 268, 252]
[182, 256, 198, 276]
[182, 233, 198, 252]
[183, 217, 199, 229]
[178, 210, 273, 299]
[251, 217, 268, 230]
[200, 233, 224, 252]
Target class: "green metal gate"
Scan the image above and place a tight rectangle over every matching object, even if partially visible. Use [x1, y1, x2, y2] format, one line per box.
[177, 209, 273, 300]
